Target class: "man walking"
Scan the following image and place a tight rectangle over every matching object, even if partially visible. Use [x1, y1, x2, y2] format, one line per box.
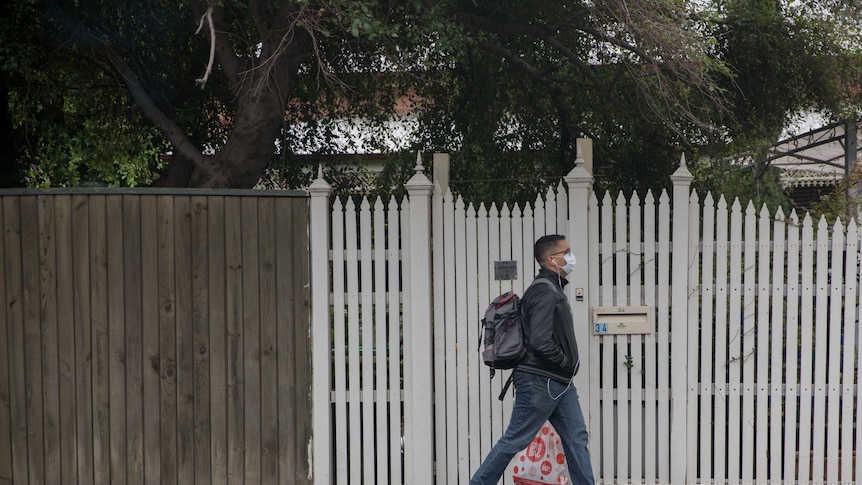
[470, 234, 595, 484]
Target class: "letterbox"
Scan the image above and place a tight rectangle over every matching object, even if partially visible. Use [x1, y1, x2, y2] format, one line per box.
[591, 306, 652, 335]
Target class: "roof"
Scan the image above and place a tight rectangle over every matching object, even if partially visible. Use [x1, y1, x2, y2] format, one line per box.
[767, 120, 861, 188]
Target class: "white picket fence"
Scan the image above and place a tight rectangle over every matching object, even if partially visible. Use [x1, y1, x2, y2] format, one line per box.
[308, 155, 860, 484]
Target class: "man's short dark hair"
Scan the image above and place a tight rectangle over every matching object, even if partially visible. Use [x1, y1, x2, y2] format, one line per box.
[535, 234, 566, 264]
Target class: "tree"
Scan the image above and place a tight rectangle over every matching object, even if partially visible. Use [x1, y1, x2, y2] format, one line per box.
[3, 0, 860, 196]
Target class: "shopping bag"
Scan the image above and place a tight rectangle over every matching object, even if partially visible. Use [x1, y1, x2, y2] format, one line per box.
[512, 422, 570, 484]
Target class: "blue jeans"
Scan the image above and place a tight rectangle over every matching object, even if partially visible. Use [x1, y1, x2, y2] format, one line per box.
[470, 371, 595, 485]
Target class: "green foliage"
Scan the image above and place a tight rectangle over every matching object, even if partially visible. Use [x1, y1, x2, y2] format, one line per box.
[689, 155, 793, 214]
[258, 151, 418, 201]
[806, 170, 862, 224]
[2, 0, 861, 200]
[11, 82, 168, 187]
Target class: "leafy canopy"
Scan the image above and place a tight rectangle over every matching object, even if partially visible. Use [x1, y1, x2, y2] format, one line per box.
[1, 0, 859, 210]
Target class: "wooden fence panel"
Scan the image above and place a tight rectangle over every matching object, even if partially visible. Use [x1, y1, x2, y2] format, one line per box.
[107, 195, 128, 485]
[37, 195, 60, 484]
[20, 197, 43, 484]
[0, 198, 10, 485]
[3, 196, 30, 484]
[123, 195, 145, 485]
[205, 196, 226, 485]
[175, 196, 195, 485]
[191, 196, 211, 485]
[54, 195, 77, 483]
[0, 189, 310, 485]
[141, 195, 161, 485]
[257, 197, 277, 484]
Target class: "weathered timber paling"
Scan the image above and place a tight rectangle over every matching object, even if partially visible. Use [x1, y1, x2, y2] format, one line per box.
[0, 189, 311, 485]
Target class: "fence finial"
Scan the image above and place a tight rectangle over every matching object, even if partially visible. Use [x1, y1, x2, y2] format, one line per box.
[670, 152, 693, 184]
[405, 151, 433, 190]
[308, 163, 331, 191]
[575, 143, 584, 166]
[414, 151, 425, 174]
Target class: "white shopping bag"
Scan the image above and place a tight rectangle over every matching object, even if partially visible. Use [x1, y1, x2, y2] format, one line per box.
[512, 422, 570, 484]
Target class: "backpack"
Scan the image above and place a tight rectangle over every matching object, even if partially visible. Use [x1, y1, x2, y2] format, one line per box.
[480, 278, 557, 400]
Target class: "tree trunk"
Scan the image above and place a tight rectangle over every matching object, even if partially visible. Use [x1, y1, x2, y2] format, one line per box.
[188, 87, 286, 188]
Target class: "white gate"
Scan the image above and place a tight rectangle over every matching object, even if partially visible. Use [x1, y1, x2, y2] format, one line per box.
[309, 154, 860, 484]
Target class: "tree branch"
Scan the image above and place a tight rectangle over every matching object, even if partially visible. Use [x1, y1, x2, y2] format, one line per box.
[102, 42, 204, 167]
[458, 14, 627, 111]
[194, 7, 216, 88]
[190, 1, 240, 85]
[476, 40, 579, 162]
[249, 0, 271, 41]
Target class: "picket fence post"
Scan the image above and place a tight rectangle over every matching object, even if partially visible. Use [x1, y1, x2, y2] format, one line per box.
[403, 153, 435, 484]
[563, 149, 595, 459]
[669, 155, 694, 484]
[308, 169, 332, 485]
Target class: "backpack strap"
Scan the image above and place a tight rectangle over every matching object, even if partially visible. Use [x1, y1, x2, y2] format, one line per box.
[498, 278, 561, 401]
[498, 372, 515, 401]
[528, 277, 559, 295]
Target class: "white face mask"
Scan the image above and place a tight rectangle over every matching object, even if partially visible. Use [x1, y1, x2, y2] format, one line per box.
[561, 252, 576, 274]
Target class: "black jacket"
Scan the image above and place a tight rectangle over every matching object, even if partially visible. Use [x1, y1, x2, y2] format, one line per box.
[517, 268, 580, 383]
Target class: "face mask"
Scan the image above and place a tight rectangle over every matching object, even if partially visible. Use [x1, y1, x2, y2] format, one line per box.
[561, 252, 576, 275]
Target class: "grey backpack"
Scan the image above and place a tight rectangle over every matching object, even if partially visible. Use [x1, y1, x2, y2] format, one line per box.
[480, 278, 557, 398]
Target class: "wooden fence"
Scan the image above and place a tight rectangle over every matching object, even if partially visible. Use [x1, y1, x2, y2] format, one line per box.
[0, 189, 312, 485]
[309, 154, 861, 484]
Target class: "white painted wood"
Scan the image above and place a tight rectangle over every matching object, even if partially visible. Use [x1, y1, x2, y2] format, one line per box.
[533, 193, 546, 243]
[727, 199, 743, 485]
[856, 219, 862, 485]
[657, 190, 671, 484]
[685, 192, 700, 483]
[405, 163, 435, 483]
[755, 205, 771, 482]
[431, 185, 447, 485]
[498, 203, 515, 485]
[826, 219, 843, 483]
[769, 208, 787, 484]
[811, 217, 830, 483]
[586, 192, 602, 477]
[308, 176, 332, 485]
[543, 185, 567, 234]
[487, 204, 504, 448]
[642, 190, 658, 484]
[331, 198, 349, 483]
[373, 197, 389, 484]
[741, 202, 756, 483]
[783, 211, 801, 482]
[615, 191, 631, 482]
[441, 190, 458, 485]
[600, 191, 615, 481]
[400, 197, 414, 483]
[713, 196, 729, 484]
[699, 193, 716, 483]
[669, 161, 693, 485]
[387, 197, 403, 485]
[454, 197, 470, 481]
[628, 192, 644, 485]
[564, 166, 595, 474]
[464, 203, 481, 478]
[314, 161, 862, 485]
[841, 221, 858, 485]
[359, 198, 376, 485]
[798, 214, 815, 484]
[480, 201, 496, 462]
[344, 198, 362, 483]
[522, 202, 535, 286]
